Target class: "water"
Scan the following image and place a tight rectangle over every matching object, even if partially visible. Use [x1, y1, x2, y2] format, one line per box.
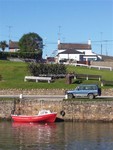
[0, 121, 113, 150]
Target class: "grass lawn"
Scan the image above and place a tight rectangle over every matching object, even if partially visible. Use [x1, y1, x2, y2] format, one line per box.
[0, 60, 113, 89]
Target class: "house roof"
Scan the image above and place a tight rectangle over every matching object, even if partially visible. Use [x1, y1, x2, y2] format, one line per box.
[9, 41, 19, 49]
[58, 43, 91, 50]
[58, 49, 84, 54]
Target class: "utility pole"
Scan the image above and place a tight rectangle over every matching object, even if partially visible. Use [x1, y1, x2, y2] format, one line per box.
[100, 32, 103, 55]
[44, 37, 47, 59]
[7, 25, 12, 51]
[105, 40, 108, 56]
[7, 25, 12, 41]
[58, 25, 61, 40]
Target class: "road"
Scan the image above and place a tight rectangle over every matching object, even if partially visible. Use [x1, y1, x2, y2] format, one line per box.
[0, 94, 113, 101]
[0, 94, 65, 101]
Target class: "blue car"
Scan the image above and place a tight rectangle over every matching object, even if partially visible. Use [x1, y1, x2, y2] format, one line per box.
[65, 84, 101, 99]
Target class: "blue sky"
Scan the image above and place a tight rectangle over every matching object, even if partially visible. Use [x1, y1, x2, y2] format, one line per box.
[0, 0, 113, 58]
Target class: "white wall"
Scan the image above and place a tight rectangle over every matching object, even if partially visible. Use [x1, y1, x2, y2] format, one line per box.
[78, 49, 94, 55]
[58, 53, 80, 62]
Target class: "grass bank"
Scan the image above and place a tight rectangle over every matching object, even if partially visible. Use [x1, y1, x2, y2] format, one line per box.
[0, 60, 113, 89]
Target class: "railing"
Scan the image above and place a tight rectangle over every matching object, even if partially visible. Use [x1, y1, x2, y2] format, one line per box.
[74, 63, 112, 71]
[88, 65, 112, 71]
[75, 63, 89, 67]
[101, 80, 113, 86]
[74, 74, 101, 81]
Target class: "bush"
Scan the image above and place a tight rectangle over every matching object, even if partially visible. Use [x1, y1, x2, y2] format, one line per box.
[28, 63, 67, 76]
[0, 51, 42, 61]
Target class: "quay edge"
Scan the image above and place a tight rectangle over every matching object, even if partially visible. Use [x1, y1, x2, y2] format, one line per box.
[1, 99, 113, 122]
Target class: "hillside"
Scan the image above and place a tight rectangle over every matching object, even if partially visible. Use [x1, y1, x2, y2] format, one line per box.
[0, 60, 113, 89]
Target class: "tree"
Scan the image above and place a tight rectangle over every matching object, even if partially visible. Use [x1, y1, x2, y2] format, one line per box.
[0, 41, 8, 51]
[18, 32, 43, 53]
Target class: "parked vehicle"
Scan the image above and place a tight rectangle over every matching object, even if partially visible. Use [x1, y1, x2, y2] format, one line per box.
[65, 84, 101, 99]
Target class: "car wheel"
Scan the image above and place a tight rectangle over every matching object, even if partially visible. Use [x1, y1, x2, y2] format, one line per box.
[88, 94, 94, 99]
[68, 93, 73, 99]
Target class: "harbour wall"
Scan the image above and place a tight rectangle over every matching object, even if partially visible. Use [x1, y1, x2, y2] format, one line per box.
[0, 88, 113, 96]
[1, 98, 113, 122]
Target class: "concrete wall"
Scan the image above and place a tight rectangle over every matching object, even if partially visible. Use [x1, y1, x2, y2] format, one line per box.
[62, 101, 113, 122]
[1, 99, 113, 122]
[0, 89, 65, 95]
[0, 88, 113, 96]
[0, 100, 14, 119]
[91, 61, 113, 68]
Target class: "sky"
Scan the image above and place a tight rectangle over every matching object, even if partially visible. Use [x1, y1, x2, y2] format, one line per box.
[0, 0, 113, 58]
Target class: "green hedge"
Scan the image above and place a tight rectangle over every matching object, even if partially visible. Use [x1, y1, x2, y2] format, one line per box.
[28, 63, 67, 76]
[0, 51, 42, 60]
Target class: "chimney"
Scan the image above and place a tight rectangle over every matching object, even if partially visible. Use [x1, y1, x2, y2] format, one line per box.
[58, 39, 60, 45]
[88, 39, 91, 45]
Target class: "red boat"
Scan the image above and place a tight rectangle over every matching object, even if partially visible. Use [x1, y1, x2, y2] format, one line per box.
[11, 110, 57, 123]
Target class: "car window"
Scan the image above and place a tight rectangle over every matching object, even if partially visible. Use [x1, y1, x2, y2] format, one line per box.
[76, 85, 97, 90]
[84, 86, 94, 90]
[79, 86, 83, 90]
[91, 86, 96, 90]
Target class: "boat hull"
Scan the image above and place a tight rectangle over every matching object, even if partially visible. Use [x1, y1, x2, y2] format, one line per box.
[11, 113, 57, 123]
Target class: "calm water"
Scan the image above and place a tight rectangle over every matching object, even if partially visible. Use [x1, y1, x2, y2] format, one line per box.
[0, 121, 113, 150]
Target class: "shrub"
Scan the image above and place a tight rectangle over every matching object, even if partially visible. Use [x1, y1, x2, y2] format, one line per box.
[27, 63, 67, 76]
[0, 51, 42, 61]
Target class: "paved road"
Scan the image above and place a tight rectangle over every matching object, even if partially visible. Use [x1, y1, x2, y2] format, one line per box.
[0, 94, 113, 101]
[0, 94, 65, 101]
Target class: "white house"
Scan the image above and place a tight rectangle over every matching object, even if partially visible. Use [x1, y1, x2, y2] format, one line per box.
[57, 39, 101, 63]
[9, 40, 19, 52]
